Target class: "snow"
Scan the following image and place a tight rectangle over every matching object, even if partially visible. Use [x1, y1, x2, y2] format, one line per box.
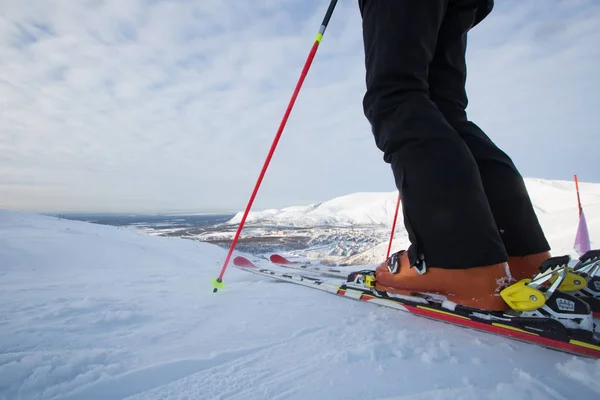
[2, 178, 600, 399]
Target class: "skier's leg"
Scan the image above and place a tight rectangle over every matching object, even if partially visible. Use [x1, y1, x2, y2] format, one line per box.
[359, 0, 510, 310]
[359, 0, 507, 269]
[427, 0, 551, 280]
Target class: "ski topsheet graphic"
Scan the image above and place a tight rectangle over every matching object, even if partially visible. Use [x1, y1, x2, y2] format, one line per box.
[269, 253, 351, 278]
[234, 255, 600, 359]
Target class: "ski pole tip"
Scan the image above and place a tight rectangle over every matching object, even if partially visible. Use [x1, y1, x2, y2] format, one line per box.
[211, 277, 225, 292]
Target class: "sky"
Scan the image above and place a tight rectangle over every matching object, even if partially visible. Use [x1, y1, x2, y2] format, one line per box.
[1, 0, 599, 213]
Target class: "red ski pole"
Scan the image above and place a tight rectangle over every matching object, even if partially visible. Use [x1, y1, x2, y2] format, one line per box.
[212, 0, 338, 293]
[575, 174, 583, 217]
[386, 192, 401, 260]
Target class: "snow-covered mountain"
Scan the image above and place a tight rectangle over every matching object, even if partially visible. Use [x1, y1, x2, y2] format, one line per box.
[2, 208, 600, 399]
[226, 177, 600, 265]
[228, 191, 401, 227]
[229, 177, 600, 227]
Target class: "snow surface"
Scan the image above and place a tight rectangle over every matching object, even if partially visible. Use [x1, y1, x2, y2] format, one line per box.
[2, 178, 600, 399]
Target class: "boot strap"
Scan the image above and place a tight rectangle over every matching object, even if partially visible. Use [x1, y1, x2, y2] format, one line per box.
[387, 250, 427, 275]
[387, 252, 400, 274]
[413, 257, 427, 275]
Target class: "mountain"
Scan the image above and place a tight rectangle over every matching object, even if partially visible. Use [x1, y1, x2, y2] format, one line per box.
[229, 177, 600, 228]
[228, 191, 400, 227]
[228, 177, 600, 265]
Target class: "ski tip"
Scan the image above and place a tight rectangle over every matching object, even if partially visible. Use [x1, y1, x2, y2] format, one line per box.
[270, 254, 294, 264]
[233, 256, 257, 268]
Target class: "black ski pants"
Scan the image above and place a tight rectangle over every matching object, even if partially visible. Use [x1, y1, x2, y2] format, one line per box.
[358, 0, 550, 269]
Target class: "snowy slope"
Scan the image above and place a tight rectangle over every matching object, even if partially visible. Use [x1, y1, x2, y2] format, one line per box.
[1, 210, 600, 399]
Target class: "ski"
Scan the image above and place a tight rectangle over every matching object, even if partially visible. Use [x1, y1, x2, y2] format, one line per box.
[270, 252, 600, 319]
[234, 255, 600, 359]
[269, 253, 352, 278]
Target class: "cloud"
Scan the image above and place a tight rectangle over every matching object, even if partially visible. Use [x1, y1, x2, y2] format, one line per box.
[465, 0, 600, 178]
[0, 0, 598, 212]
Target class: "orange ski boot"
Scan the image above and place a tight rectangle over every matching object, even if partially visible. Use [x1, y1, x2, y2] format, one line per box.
[508, 251, 552, 282]
[374, 251, 512, 311]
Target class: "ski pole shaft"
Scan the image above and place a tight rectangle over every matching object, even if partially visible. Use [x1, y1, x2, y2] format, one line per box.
[386, 192, 401, 260]
[575, 174, 582, 217]
[212, 0, 338, 293]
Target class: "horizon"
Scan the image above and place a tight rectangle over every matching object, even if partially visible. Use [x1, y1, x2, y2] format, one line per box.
[9, 175, 597, 215]
[2, 1, 599, 213]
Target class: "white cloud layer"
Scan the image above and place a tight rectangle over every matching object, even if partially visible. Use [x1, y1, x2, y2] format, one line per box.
[1, 0, 599, 212]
